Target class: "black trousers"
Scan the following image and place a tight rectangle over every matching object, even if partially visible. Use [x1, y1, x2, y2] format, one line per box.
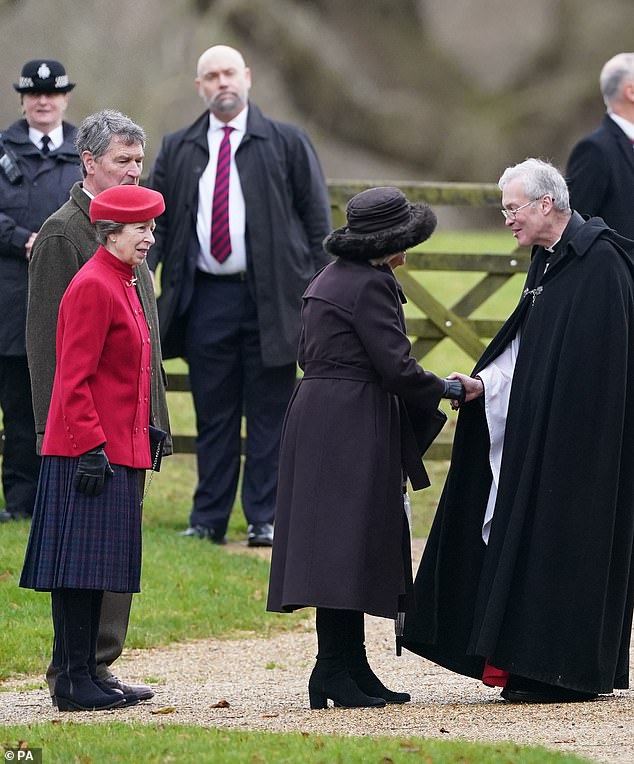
[186, 274, 296, 534]
[0, 355, 40, 515]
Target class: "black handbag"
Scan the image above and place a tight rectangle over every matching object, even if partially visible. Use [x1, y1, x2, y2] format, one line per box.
[148, 425, 168, 472]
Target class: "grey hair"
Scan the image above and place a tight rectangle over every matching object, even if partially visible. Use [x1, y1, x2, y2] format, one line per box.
[600, 53, 634, 108]
[369, 254, 397, 266]
[498, 158, 570, 213]
[94, 220, 124, 246]
[75, 109, 145, 178]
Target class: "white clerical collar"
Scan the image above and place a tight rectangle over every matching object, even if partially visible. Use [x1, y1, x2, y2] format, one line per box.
[29, 124, 64, 151]
[209, 104, 248, 135]
[544, 237, 561, 254]
[609, 112, 634, 142]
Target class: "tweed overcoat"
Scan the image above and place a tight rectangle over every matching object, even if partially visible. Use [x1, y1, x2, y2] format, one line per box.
[147, 103, 332, 364]
[566, 114, 634, 238]
[0, 119, 80, 355]
[26, 182, 171, 455]
[267, 259, 446, 620]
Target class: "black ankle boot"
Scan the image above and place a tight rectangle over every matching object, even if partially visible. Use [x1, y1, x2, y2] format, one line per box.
[310, 608, 386, 709]
[348, 654, 411, 704]
[346, 610, 410, 703]
[308, 660, 386, 709]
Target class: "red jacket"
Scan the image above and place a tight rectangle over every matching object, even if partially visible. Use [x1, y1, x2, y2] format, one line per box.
[43, 246, 152, 468]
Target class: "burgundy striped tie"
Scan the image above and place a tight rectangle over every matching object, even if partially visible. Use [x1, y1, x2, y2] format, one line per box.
[210, 125, 234, 263]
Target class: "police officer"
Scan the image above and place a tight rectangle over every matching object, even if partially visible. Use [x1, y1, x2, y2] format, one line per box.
[0, 60, 81, 521]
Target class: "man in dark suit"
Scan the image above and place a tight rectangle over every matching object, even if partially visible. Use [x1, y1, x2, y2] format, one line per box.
[0, 59, 81, 522]
[566, 52, 634, 238]
[149, 45, 331, 547]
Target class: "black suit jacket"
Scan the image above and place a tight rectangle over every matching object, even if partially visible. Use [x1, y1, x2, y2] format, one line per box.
[566, 114, 634, 238]
[148, 103, 332, 364]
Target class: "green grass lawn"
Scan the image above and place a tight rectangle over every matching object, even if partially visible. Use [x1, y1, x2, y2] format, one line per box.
[0, 450, 308, 677]
[0, 723, 594, 764]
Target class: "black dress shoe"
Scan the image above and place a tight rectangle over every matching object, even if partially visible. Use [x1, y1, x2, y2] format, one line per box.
[179, 525, 226, 544]
[501, 675, 598, 704]
[247, 522, 274, 547]
[100, 675, 154, 701]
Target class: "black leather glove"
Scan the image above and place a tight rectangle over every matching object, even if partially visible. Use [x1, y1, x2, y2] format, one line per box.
[441, 378, 466, 407]
[73, 446, 114, 497]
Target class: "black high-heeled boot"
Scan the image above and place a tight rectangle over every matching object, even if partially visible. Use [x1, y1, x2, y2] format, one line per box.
[346, 610, 411, 704]
[308, 659, 386, 709]
[309, 608, 386, 709]
[54, 588, 126, 712]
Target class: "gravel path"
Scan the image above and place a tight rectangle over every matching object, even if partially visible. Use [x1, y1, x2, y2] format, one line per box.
[1, 541, 632, 764]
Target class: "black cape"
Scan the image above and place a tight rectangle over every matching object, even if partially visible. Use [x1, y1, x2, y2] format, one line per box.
[402, 213, 634, 694]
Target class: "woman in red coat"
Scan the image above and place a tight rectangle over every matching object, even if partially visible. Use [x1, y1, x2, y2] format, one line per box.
[267, 187, 464, 709]
[20, 185, 165, 712]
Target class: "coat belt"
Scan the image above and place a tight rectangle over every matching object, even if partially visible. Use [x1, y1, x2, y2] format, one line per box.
[302, 360, 379, 383]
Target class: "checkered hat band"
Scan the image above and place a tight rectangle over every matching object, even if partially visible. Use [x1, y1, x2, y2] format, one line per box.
[18, 75, 69, 89]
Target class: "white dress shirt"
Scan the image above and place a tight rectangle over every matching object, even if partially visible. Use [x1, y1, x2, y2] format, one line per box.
[29, 124, 64, 152]
[196, 107, 248, 274]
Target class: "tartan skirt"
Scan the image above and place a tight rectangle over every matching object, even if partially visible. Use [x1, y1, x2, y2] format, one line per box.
[20, 456, 142, 593]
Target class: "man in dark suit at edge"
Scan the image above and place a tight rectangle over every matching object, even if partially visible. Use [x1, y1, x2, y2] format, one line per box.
[566, 52, 634, 238]
[148, 45, 332, 547]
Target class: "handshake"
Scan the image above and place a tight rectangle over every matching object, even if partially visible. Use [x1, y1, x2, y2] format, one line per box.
[440, 373, 485, 410]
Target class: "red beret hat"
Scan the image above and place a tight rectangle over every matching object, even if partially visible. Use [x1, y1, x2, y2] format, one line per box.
[89, 185, 165, 224]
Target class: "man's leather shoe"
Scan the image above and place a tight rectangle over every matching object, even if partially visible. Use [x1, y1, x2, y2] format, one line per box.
[0, 509, 31, 522]
[100, 675, 154, 701]
[247, 522, 274, 547]
[500, 676, 598, 704]
[179, 525, 226, 545]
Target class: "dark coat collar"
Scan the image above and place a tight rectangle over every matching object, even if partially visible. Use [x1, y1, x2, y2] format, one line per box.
[3, 119, 77, 157]
[181, 102, 268, 152]
[533, 211, 611, 264]
[601, 114, 634, 175]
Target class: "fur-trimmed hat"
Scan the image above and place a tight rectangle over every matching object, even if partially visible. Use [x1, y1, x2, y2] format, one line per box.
[323, 186, 437, 260]
[14, 60, 75, 94]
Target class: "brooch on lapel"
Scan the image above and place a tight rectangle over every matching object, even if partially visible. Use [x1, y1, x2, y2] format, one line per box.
[522, 285, 543, 306]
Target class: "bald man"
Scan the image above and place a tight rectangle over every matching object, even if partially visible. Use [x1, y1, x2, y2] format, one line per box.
[148, 45, 332, 547]
[566, 52, 634, 238]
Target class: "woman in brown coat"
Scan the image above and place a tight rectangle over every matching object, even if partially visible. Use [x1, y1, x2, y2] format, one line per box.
[267, 187, 464, 709]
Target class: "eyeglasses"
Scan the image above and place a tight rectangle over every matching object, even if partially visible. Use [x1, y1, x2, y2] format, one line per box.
[500, 198, 539, 220]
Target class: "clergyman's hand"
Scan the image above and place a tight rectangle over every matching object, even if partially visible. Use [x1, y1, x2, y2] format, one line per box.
[447, 372, 485, 406]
